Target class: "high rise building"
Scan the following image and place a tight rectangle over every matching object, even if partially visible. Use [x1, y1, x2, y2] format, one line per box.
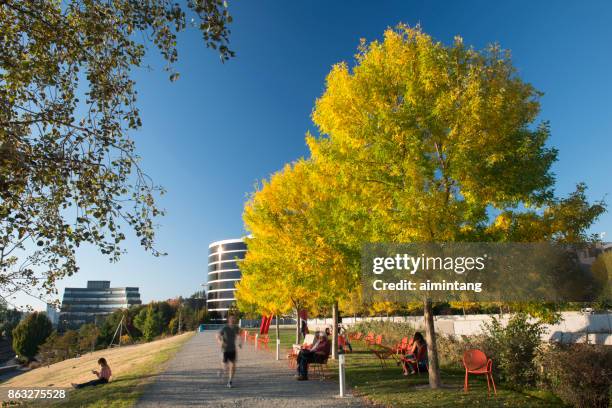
[59, 281, 141, 329]
[46, 304, 59, 327]
[206, 238, 246, 322]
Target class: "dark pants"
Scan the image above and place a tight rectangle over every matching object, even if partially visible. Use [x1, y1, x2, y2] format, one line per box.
[75, 378, 108, 388]
[297, 350, 325, 378]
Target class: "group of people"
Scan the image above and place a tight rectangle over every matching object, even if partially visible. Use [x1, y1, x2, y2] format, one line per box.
[68, 319, 427, 391]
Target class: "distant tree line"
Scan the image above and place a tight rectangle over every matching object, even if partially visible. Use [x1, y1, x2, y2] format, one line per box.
[8, 293, 208, 364]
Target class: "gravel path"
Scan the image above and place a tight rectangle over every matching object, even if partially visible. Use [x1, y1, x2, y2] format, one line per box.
[135, 331, 367, 407]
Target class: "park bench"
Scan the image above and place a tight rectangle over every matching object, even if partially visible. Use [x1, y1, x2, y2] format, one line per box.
[463, 349, 496, 396]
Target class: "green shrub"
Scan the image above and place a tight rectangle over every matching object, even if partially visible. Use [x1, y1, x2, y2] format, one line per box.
[12, 312, 53, 361]
[436, 334, 493, 369]
[39, 330, 80, 364]
[538, 343, 611, 408]
[482, 313, 546, 389]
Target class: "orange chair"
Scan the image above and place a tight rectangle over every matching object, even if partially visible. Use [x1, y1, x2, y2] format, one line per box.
[463, 349, 497, 396]
[395, 337, 413, 354]
[257, 334, 269, 350]
[338, 334, 352, 353]
[398, 343, 428, 374]
[350, 332, 363, 341]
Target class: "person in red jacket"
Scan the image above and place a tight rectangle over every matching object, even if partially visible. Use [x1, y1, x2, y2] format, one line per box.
[296, 332, 330, 380]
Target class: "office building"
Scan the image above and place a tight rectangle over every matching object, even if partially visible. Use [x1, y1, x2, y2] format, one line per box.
[59, 281, 141, 329]
[206, 238, 246, 322]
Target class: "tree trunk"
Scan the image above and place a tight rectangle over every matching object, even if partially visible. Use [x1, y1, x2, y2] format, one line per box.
[295, 309, 300, 345]
[331, 301, 339, 360]
[423, 298, 441, 388]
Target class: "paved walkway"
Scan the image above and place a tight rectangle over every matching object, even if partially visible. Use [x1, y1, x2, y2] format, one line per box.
[136, 331, 367, 407]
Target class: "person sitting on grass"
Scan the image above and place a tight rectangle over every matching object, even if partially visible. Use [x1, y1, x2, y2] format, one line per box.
[401, 332, 427, 375]
[71, 358, 112, 389]
[296, 331, 330, 381]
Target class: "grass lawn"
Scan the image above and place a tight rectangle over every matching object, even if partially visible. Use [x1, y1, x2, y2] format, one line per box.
[248, 328, 565, 407]
[2, 332, 193, 408]
[338, 344, 564, 408]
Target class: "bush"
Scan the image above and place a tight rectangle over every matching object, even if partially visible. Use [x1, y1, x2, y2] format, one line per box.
[436, 334, 493, 369]
[39, 330, 79, 365]
[539, 343, 612, 408]
[12, 312, 53, 361]
[143, 307, 164, 341]
[119, 334, 133, 345]
[482, 313, 546, 389]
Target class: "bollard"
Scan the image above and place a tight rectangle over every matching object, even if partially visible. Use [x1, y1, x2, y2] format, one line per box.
[338, 353, 346, 397]
[255, 334, 259, 349]
[276, 338, 281, 360]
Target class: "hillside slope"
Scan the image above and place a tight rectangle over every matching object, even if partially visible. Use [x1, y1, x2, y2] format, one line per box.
[2, 332, 193, 389]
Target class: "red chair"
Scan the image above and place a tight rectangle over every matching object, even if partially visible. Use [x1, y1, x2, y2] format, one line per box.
[365, 334, 382, 346]
[363, 332, 375, 344]
[399, 343, 428, 375]
[257, 335, 269, 350]
[394, 337, 413, 354]
[463, 349, 497, 396]
[350, 332, 363, 341]
[338, 334, 351, 353]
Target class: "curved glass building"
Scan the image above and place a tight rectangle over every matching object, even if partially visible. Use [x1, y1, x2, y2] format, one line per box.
[206, 238, 246, 321]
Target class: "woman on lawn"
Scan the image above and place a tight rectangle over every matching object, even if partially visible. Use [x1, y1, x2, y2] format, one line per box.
[401, 332, 428, 375]
[71, 358, 112, 388]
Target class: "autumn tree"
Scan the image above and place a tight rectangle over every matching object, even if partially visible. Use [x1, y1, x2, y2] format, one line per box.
[309, 25, 604, 387]
[0, 0, 233, 301]
[238, 159, 366, 352]
[238, 162, 321, 344]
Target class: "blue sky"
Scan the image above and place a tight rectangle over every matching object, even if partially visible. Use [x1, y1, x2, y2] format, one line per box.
[15, 1, 612, 309]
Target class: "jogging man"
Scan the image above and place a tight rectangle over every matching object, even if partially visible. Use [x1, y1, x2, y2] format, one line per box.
[216, 315, 242, 388]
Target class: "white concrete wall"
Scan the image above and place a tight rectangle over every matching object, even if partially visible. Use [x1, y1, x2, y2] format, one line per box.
[307, 311, 612, 345]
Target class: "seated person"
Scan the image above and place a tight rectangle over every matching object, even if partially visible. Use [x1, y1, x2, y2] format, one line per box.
[338, 325, 352, 353]
[296, 332, 330, 380]
[401, 332, 427, 375]
[71, 358, 112, 388]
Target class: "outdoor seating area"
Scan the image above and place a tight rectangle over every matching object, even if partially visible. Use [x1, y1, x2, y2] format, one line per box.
[350, 331, 430, 376]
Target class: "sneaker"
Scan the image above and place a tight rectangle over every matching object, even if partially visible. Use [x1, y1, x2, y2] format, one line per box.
[226, 381, 232, 388]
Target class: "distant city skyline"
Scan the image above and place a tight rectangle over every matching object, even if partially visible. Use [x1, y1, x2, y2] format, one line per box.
[9, 0, 612, 309]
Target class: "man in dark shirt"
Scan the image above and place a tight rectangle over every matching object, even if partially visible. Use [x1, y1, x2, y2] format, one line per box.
[217, 315, 242, 388]
[296, 332, 330, 380]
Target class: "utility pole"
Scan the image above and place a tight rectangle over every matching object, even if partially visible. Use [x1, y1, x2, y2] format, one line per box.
[178, 304, 182, 334]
